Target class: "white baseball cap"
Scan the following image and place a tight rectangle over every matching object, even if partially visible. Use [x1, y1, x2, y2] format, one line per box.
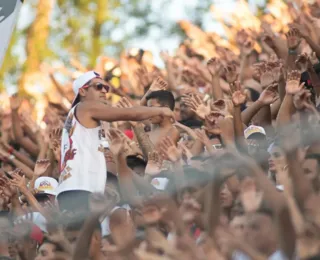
[244, 125, 266, 139]
[71, 71, 102, 107]
[34, 177, 58, 196]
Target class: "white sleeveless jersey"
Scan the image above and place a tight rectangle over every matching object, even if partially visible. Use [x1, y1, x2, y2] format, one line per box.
[56, 105, 107, 196]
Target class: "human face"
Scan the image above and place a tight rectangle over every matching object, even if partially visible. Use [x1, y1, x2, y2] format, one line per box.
[303, 158, 319, 183]
[230, 215, 247, 238]
[219, 184, 233, 208]
[80, 78, 109, 103]
[244, 213, 277, 254]
[35, 242, 56, 260]
[180, 102, 195, 121]
[174, 101, 181, 121]
[147, 98, 163, 124]
[268, 145, 286, 173]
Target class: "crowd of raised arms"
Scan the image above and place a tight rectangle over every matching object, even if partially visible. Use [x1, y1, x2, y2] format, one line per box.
[4, 1, 320, 260]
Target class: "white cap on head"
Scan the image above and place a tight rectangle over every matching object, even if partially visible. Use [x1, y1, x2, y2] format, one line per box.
[34, 177, 58, 196]
[71, 71, 102, 107]
[244, 125, 266, 139]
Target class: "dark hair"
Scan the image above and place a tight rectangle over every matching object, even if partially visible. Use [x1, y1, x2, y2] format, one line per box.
[245, 87, 260, 102]
[40, 238, 63, 252]
[126, 156, 147, 169]
[146, 90, 175, 111]
[175, 96, 182, 102]
[179, 119, 203, 129]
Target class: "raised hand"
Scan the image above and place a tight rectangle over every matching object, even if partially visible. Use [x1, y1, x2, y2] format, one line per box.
[241, 39, 254, 56]
[182, 94, 210, 120]
[239, 177, 263, 212]
[223, 63, 238, 84]
[179, 197, 201, 224]
[293, 89, 312, 110]
[292, 22, 308, 38]
[229, 81, 246, 107]
[235, 29, 249, 46]
[258, 83, 279, 105]
[117, 97, 133, 109]
[159, 137, 182, 163]
[286, 70, 304, 95]
[207, 57, 223, 77]
[49, 128, 62, 143]
[149, 76, 168, 92]
[10, 170, 27, 193]
[286, 27, 301, 50]
[145, 151, 162, 177]
[107, 128, 127, 157]
[261, 33, 276, 49]
[49, 128, 62, 160]
[295, 53, 312, 72]
[260, 66, 274, 89]
[34, 159, 51, 177]
[135, 65, 152, 88]
[9, 94, 22, 111]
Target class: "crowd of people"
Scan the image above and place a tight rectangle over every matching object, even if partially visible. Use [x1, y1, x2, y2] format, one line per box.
[2, 1, 320, 259]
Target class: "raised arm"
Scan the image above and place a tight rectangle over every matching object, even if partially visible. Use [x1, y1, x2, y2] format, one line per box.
[10, 95, 39, 157]
[83, 100, 174, 123]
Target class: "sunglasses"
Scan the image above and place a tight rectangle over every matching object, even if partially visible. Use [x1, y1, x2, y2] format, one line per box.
[85, 83, 110, 93]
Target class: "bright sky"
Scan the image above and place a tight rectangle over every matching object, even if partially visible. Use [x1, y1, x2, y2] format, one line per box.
[6, 0, 265, 93]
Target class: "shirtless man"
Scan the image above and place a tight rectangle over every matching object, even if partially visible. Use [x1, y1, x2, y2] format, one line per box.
[145, 90, 180, 146]
[57, 71, 174, 213]
[119, 78, 180, 159]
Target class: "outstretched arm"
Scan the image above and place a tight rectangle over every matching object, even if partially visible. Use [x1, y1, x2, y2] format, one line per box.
[82, 101, 173, 122]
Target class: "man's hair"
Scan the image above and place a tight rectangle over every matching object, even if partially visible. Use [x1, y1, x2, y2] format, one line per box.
[39, 238, 63, 252]
[126, 156, 147, 169]
[146, 90, 175, 111]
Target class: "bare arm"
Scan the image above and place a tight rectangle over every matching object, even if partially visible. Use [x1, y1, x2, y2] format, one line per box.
[115, 153, 140, 206]
[244, 157, 296, 259]
[84, 101, 172, 122]
[132, 123, 155, 159]
[271, 99, 281, 120]
[304, 35, 320, 60]
[11, 110, 39, 157]
[1, 143, 35, 169]
[276, 94, 295, 128]
[307, 65, 320, 97]
[241, 100, 264, 126]
[233, 106, 247, 154]
[72, 213, 100, 260]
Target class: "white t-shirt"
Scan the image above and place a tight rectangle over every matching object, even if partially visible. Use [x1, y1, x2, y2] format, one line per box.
[57, 104, 107, 196]
[233, 250, 288, 260]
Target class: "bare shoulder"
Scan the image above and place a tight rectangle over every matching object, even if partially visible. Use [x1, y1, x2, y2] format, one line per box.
[75, 102, 100, 128]
[169, 125, 180, 143]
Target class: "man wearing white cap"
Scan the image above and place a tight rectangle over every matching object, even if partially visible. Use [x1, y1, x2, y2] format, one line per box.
[57, 71, 174, 213]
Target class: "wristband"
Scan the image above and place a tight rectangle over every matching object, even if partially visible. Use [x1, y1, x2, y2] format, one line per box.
[7, 147, 14, 155]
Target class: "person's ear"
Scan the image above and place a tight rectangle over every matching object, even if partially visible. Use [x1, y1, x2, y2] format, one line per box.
[79, 88, 87, 97]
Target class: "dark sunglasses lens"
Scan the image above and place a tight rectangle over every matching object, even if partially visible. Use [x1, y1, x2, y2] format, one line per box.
[96, 84, 103, 91]
[96, 84, 109, 92]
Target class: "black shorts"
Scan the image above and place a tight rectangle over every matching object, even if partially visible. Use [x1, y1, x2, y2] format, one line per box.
[57, 190, 91, 214]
